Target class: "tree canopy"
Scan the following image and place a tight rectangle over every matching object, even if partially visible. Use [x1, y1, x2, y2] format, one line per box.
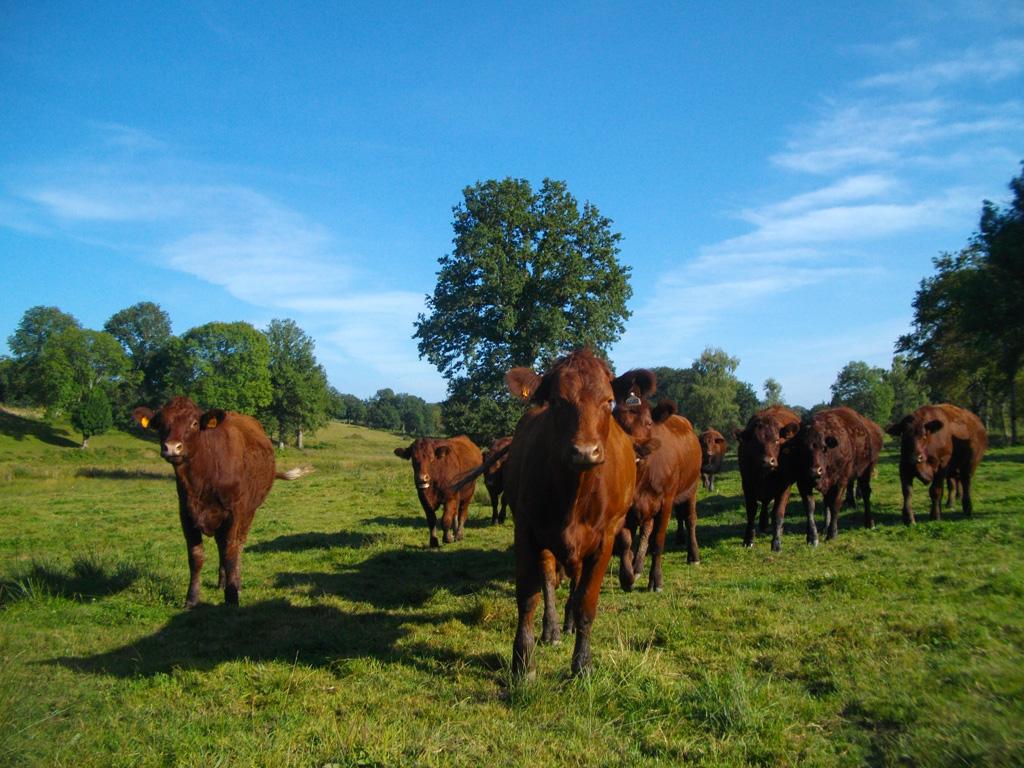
[414, 177, 632, 442]
[829, 361, 894, 426]
[261, 319, 331, 448]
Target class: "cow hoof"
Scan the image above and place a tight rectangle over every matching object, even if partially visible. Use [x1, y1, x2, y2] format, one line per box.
[429, 538, 440, 548]
[648, 584, 663, 593]
[743, 540, 754, 549]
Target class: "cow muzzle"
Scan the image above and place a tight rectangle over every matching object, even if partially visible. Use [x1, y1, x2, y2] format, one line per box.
[569, 442, 604, 467]
[162, 442, 184, 461]
[416, 476, 431, 489]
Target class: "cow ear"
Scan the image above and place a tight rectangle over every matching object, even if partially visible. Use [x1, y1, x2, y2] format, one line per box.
[506, 368, 542, 401]
[715, 436, 726, 446]
[779, 423, 799, 440]
[633, 438, 662, 459]
[394, 445, 412, 460]
[924, 419, 944, 434]
[133, 406, 156, 430]
[434, 445, 451, 459]
[886, 415, 912, 436]
[200, 409, 226, 430]
[652, 399, 677, 424]
[825, 435, 839, 448]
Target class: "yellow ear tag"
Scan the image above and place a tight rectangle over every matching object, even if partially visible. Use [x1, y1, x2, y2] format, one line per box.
[522, 388, 530, 398]
[140, 417, 149, 429]
[206, 417, 218, 428]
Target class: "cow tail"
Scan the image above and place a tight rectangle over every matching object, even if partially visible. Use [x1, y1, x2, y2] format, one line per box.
[276, 466, 314, 481]
[448, 442, 512, 494]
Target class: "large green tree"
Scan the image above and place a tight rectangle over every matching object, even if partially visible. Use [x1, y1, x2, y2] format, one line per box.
[829, 361, 894, 426]
[6, 306, 80, 405]
[898, 162, 1023, 441]
[166, 322, 272, 415]
[414, 177, 632, 443]
[261, 319, 331, 448]
[104, 302, 173, 407]
[687, 347, 741, 431]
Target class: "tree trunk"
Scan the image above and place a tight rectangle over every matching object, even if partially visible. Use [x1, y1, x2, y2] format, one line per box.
[296, 428, 304, 450]
[1010, 370, 1019, 445]
[81, 436, 89, 449]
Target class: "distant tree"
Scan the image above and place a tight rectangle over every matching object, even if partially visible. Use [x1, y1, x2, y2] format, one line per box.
[104, 302, 173, 407]
[415, 177, 632, 443]
[885, 355, 930, 424]
[166, 322, 272, 414]
[6, 306, 80, 404]
[366, 389, 402, 432]
[761, 378, 784, 407]
[0, 356, 14, 403]
[735, 380, 760, 426]
[262, 319, 331, 448]
[332, 391, 368, 424]
[71, 387, 113, 448]
[651, 366, 695, 412]
[37, 328, 134, 418]
[687, 347, 741, 431]
[829, 361, 895, 425]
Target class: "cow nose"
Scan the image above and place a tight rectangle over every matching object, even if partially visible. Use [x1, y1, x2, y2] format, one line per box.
[915, 454, 925, 464]
[763, 456, 778, 468]
[417, 474, 431, 487]
[570, 443, 604, 466]
[162, 441, 183, 457]
[814, 466, 823, 477]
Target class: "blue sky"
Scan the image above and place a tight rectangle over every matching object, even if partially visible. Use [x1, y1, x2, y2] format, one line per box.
[1, 2, 1022, 407]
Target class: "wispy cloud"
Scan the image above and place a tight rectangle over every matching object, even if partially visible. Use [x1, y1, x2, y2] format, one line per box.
[857, 39, 1024, 90]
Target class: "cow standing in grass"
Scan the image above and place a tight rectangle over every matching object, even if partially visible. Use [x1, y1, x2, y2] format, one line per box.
[886, 404, 987, 524]
[483, 436, 513, 524]
[610, 369, 701, 592]
[133, 396, 311, 607]
[792, 407, 884, 544]
[734, 406, 801, 551]
[394, 436, 483, 546]
[699, 428, 728, 492]
[503, 349, 636, 678]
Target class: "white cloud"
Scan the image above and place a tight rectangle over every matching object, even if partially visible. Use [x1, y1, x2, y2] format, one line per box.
[857, 39, 1024, 90]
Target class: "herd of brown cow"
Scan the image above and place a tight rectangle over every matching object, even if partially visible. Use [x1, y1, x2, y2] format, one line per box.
[135, 350, 988, 681]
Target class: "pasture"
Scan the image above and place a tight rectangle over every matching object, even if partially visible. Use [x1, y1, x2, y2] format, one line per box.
[1, 408, 1022, 767]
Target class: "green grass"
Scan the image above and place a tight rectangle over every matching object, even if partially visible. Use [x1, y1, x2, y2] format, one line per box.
[1, 405, 1022, 766]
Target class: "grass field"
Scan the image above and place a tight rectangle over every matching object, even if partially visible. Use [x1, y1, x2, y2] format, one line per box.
[1, 406, 1022, 767]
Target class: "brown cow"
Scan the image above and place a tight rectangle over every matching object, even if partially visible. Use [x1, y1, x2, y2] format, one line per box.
[699, 428, 728, 492]
[886, 404, 987, 524]
[611, 369, 701, 592]
[133, 396, 311, 607]
[792, 407, 884, 544]
[482, 436, 513, 524]
[734, 406, 801, 551]
[394, 436, 483, 547]
[503, 349, 636, 678]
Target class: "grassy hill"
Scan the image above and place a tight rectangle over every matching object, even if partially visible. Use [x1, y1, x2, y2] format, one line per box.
[1, 407, 1022, 766]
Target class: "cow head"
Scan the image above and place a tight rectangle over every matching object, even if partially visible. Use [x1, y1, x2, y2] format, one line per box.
[506, 349, 618, 468]
[736, 412, 799, 475]
[133, 396, 225, 465]
[796, 418, 840, 492]
[394, 438, 451, 492]
[699, 429, 727, 470]
[886, 412, 945, 482]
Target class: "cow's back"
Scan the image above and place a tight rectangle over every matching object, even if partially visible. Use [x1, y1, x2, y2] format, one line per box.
[936, 404, 988, 472]
[197, 412, 276, 508]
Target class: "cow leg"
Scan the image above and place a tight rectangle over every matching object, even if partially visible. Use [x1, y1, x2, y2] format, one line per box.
[633, 516, 654, 579]
[844, 483, 856, 509]
[455, 497, 470, 541]
[570, 546, 615, 676]
[800, 482, 819, 546]
[770, 487, 793, 552]
[181, 523, 204, 609]
[825, 485, 842, 541]
[617, 524, 636, 592]
[961, 470, 975, 516]
[759, 501, 771, 534]
[441, 499, 458, 543]
[648, 499, 677, 592]
[678, 493, 700, 566]
[899, 466, 916, 525]
[562, 564, 582, 635]
[422, 502, 440, 548]
[540, 550, 561, 645]
[489, 489, 500, 525]
[512, 547, 543, 681]
[929, 471, 945, 521]
[499, 494, 508, 524]
[859, 472, 874, 529]
[743, 491, 759, 547]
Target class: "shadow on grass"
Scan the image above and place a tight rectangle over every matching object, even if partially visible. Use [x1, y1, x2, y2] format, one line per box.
[75, 467, 169, 481]
[0, 408, 79, 448]
[276, 544, 514, 609]
[1, 559, 140, 605]
[51, 599, 468, 677]
[249, 530, 387, 553]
